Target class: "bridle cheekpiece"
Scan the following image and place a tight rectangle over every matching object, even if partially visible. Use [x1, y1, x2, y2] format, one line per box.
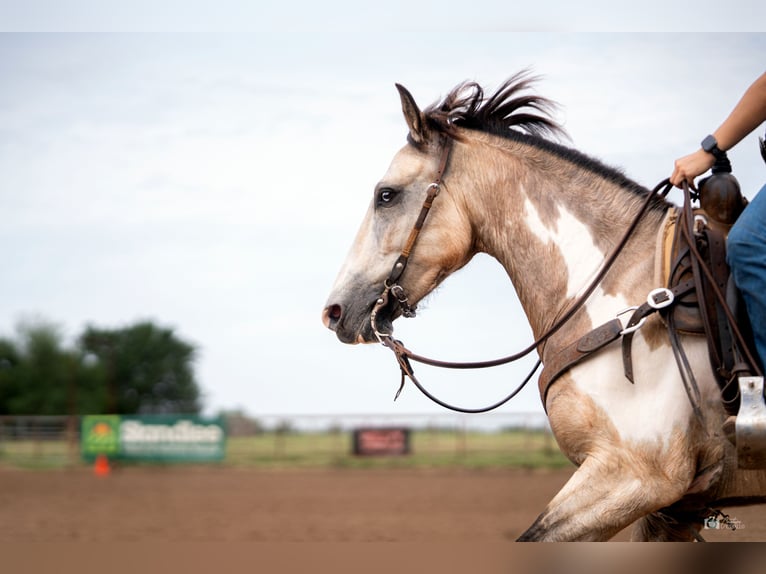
[370, 136, 453, 344]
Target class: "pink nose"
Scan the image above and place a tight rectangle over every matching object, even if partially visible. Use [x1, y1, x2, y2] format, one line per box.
[322, 304, 342, 330]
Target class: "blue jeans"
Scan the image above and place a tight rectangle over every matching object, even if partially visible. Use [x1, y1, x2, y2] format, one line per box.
[727, 183, 766, 371]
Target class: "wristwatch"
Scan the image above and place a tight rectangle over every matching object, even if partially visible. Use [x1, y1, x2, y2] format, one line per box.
[701, 134, 726, 160]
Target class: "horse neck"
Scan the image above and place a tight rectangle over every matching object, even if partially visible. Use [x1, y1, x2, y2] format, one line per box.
[455, 135, 659, 338]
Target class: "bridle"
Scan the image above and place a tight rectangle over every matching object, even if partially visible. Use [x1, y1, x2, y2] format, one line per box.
[370, 135, 453, 339]
[369, 132, 676, 413]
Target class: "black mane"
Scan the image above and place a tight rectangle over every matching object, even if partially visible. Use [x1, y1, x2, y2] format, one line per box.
[423, 71, 660, 202]
[424, 71, 563, 141]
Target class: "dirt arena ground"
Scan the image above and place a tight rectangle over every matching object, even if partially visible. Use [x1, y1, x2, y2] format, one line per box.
[0, 466, 763, 543]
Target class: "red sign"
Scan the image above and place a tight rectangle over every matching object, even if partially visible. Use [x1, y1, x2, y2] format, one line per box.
[352, 428, 411, 456]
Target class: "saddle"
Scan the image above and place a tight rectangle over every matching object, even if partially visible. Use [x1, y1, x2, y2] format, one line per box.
[637, 165, 766, 468]
[653, 172, 756, 415]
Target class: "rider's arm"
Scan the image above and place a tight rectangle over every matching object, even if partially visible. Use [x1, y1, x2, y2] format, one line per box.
[671, 71, 766, 188]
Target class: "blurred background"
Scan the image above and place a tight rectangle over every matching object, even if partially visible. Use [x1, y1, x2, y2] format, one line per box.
[0, 2, 765, 548]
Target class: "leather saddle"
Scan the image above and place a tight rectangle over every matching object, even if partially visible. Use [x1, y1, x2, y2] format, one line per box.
[658, 169, 760, 415]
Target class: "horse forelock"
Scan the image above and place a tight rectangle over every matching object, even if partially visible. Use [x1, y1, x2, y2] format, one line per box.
[422, 71, 669, 212]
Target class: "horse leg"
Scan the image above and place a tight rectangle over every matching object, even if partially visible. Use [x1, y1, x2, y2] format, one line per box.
[516, 452, 693, 541]
[518, 381, 701, 541]
[631, 458, 730, 541]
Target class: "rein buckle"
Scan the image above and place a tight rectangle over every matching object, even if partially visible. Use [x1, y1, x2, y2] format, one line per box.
[390, 284, 417, 318]
[617, 306, 646, 336]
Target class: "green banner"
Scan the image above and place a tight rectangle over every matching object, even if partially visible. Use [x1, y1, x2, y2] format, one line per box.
[82, 415, 226, 462]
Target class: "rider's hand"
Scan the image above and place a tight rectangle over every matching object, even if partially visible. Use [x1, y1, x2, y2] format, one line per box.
[670, 149, 715, 189]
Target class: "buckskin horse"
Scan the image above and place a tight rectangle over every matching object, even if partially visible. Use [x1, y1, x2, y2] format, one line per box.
[322, 72, 766, 541]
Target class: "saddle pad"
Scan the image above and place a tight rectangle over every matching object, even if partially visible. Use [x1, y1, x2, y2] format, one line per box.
[655, 207, 732, 287]
[655, 207, 679, 288]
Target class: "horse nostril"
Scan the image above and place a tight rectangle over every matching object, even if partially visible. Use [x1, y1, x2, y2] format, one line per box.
[322, 304, 343, 329]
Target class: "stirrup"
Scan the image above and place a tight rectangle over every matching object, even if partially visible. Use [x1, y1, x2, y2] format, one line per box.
[735, 376, 766, 469]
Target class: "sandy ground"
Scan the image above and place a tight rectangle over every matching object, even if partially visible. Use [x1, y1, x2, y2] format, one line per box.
[0, 466, 762, 544]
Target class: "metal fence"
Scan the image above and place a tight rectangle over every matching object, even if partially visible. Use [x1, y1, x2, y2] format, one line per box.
[0, 412, 564, 469]
[0, 416, 80, 468]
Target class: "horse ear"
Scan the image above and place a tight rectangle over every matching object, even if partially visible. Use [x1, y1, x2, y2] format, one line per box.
[396, 83, 430, 146]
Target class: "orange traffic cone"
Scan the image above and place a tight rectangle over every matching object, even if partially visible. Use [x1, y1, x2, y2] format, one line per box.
[94, 454, 111, 477]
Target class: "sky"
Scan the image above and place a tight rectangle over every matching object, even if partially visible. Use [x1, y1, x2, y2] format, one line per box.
[0, 7, 765, 419]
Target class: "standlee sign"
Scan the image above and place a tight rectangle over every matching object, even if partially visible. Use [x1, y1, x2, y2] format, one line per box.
[82, 415, 226, 462]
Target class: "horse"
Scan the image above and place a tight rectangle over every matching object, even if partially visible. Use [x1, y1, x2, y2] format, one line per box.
[321, 72, 766, 541]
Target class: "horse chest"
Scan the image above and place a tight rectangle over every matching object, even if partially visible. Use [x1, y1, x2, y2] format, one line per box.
[559, 337, 708, 446]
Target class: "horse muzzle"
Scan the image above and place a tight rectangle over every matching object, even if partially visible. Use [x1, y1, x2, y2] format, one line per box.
[322, 289, 398, 345]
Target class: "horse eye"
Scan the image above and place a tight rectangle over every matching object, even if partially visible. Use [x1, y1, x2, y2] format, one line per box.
[376, 188, 399, 206]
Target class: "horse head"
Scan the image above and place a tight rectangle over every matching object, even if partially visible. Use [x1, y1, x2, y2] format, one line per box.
[322, 84, 473, 344]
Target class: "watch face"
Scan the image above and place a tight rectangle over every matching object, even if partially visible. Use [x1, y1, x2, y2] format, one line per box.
[702, 134, 718, 153]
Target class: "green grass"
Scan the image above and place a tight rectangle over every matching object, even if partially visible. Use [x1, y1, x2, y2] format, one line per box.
[224, 429, 571, 470]
[0, 429, 572, 470]
[0, 439, 79, 470]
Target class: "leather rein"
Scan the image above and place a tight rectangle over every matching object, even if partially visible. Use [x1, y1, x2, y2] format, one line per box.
[370, 134, 675, 413]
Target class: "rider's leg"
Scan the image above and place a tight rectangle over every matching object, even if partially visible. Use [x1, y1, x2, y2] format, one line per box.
[727, 183, 766, 370]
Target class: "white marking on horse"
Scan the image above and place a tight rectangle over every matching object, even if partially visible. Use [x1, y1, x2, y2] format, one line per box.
[520, 192, 625, 324]
[521, 194, 604, 300]
[567, 342, 699, 447]
[520, 192, 692, 446]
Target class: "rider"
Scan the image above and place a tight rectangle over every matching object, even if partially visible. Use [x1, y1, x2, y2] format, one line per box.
[670, 71, 766, 370]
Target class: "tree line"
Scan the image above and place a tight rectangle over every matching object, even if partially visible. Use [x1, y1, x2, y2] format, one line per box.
[0, 319, 202, 415]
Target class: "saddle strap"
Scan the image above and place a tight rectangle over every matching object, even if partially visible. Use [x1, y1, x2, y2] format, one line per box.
[621, 278, 697, 383]
[539, 319, 623, 410]
[666, 307, 706, 424]
[696, 225, 758, 413]
[538, 279, 696, 411]
[699, 227, 731, 372]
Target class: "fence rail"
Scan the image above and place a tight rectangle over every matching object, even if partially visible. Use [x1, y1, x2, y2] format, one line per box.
[0, 412, 567, 470]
